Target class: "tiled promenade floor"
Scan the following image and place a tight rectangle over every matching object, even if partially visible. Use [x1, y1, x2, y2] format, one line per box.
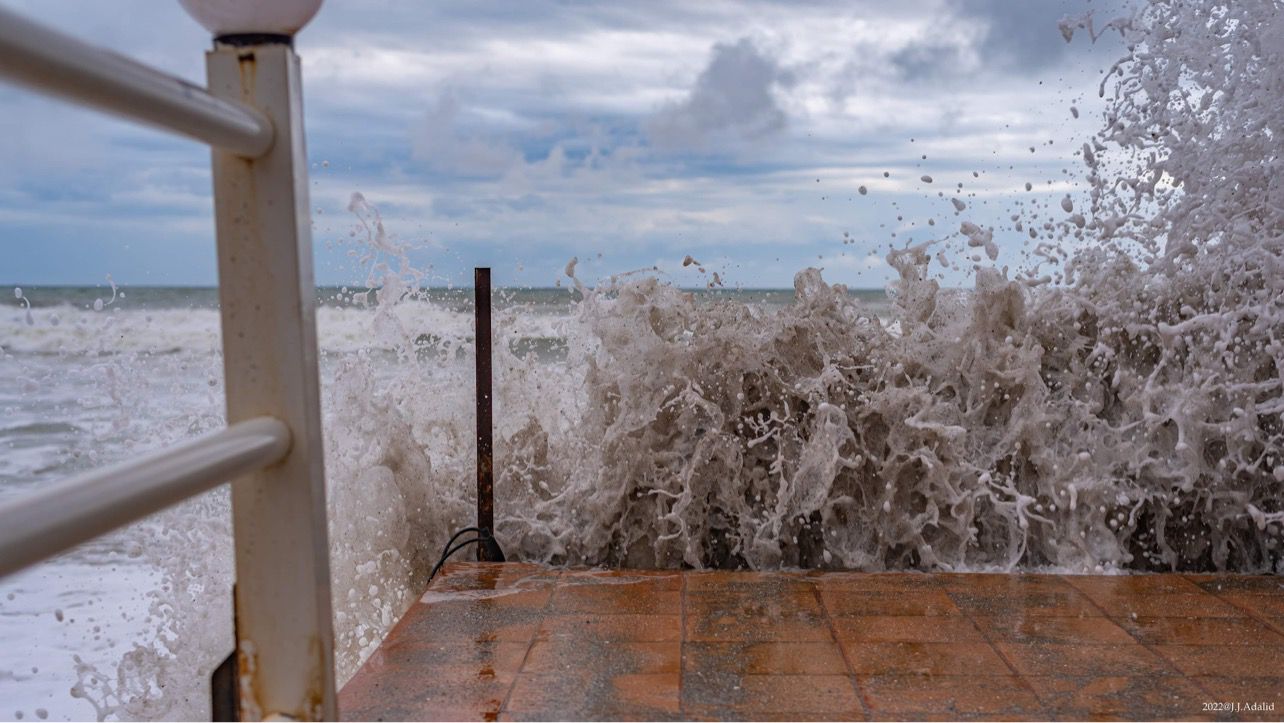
[339, 563, 1284, 721]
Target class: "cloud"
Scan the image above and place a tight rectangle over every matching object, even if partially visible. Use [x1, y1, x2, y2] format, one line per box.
[645, 38, 794, 153]
[412, 91, 524, 176]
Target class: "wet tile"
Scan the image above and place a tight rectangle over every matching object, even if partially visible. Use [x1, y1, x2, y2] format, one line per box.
[339, 664, 512, 722]
[343, 567, 1284, 720]
[1186, 575, 1284, 595]
[681, 673, 862, 714]
[1190, 677, 1284, 721]
[685, 608, 834, 642]
[396, 603, 543, 643]
[685, 571, 815, 594]
[936, 573, 1077, 594]
[972, 615, 1134, 645]
[688, 587, 823, 617]
[430, 562, 561, 596]
[505, 671, 679, 719]
[1076, 591, 1245, 618]
[1219, 592, 1284, 619]
[1023, 675, 1213, 720]
[561, 568, 684, 591]
[949, 589, 1101, 617]
[861, 674, 1043, 717]
[536, 613, 681, 642]
[373, 639, 530, 672]
[418, 590, 555, 620]
[1116, 615, 1284, 646]
[550, 584, 681, 615]
[1065, 574, 1205, 596]
[831, 615, 985, 643]
[523, 639, 679, 675]
[809, 571, 945, 592]
[821, 589, 962, 616]
[994, 642, 1173, 677]
[841, 642, 1011, 676]
[1151, 644, 1284, 677]
[684, 641, 849, 675]
[685, 711, 861, 721]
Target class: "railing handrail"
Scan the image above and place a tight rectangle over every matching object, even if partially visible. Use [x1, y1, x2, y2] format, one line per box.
[0, 4, 273, 158]
[1, 6, 338, 717]
[0, 417, 290, 579]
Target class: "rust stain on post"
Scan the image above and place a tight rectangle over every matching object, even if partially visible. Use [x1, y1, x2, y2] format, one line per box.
[475, 267, 495, 559]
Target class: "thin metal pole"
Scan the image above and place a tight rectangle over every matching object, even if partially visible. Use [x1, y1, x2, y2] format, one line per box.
[206, 40, 336, 720]
[0, 5, 273, 158]
[0, 418, 289, 580]
[474, 267, 495, 560]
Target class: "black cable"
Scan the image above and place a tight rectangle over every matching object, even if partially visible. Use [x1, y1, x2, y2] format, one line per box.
[427, 526, 506, 584]
[443, 526, 481, 550]
[428, 537, 480, 583]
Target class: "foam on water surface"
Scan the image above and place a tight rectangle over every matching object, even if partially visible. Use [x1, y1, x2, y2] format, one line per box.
[2, 0, 1283, 718]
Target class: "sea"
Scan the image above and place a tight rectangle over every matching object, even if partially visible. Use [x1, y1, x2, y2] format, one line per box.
[0, 284, 892, 720]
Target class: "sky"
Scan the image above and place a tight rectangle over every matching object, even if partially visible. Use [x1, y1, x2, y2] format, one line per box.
[0, 0, 1127, 290]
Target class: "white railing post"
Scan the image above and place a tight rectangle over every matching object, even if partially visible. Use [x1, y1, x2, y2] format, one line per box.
[205, 41, 337, 720]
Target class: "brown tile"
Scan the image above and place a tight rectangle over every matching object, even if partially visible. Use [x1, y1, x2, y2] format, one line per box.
[684, 641, 849, 675]
[809, 571, 945, 592]
[937, 573, 1078, 594]
[523, 640, 679, 675]
[1024, 675, 1212, 720]
[831, 615, 985, 643]
[972, 615, 1134, 645]
[561, 568, 684, 590]
[687, 587, 823, 617]
[372, 639, 530, 672]
[1186, 575, 1284, 595]
[685, 606, 833, 642]
[822, 589, 962, 616]
[949, 589, 1101, 617]
[550, 584, 680, 614]
[536, 614, 681, 642]
[861, 674, 1043, 717]
[430, 561, 561, 593]
[1219, 592, 1284, 619]
[681, 674, 861, 715]
[339, 664, 512, 722]
[685, 570, 815, 593]
[1077, 591, 1246, 618]
[428, 588, 554, 610]
[994, 642, 1173, 677]
[397, 603, 542, 643]
[505, 671, 680, 719]
[1190, 677, 1284, 721]
[1065, 574, 1205, 596]
[842, 642, 1011, 676]
[1117, 615, 1284, 646]
[1151, 644, 1284, 677]
[685, 712, 861, 721]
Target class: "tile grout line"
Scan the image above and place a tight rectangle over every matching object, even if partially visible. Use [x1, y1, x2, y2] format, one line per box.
[1175, 574, 1284, 722]
[954, 585, 1051, 719]
[810, 580, 874, 720]
[1186, 573, 1284, 638]
[1061, 573, 1225, 708]
[498, 568, 561, 716]
[679, 570, 688, 720]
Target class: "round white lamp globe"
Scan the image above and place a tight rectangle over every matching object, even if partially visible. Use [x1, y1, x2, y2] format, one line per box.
[178, 0, 323, 36]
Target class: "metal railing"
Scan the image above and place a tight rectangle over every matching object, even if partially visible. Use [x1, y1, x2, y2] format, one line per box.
[0, 5, 337, 720]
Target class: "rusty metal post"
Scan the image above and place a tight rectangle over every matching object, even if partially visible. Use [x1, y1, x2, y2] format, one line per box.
[474, 267, 496, 560]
